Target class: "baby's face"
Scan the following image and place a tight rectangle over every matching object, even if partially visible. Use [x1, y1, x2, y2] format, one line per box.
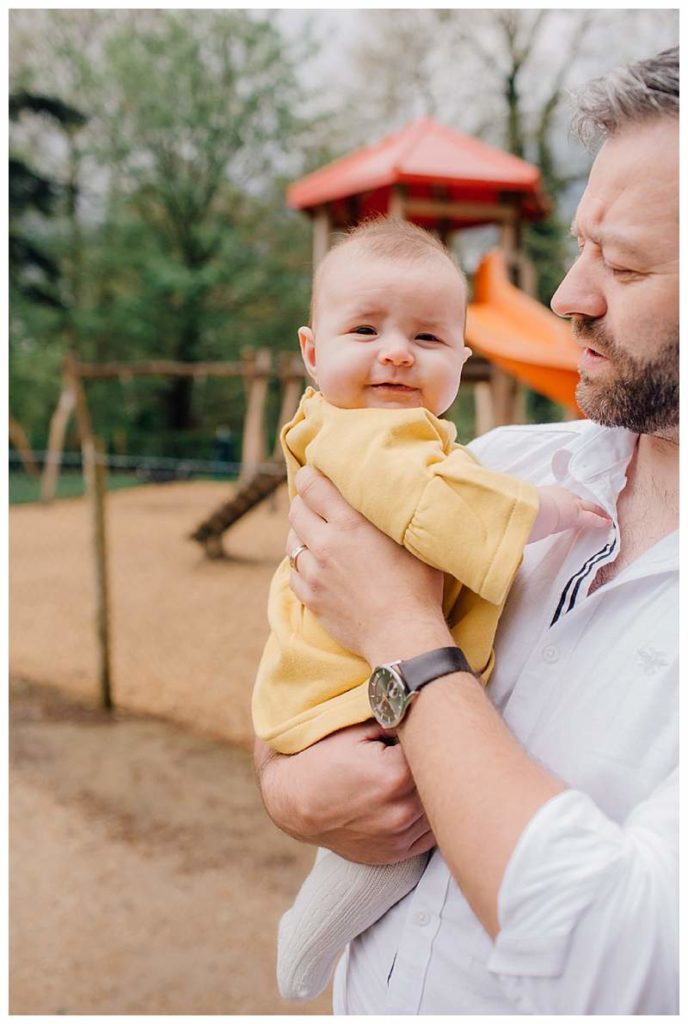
[299, 250, 470, 415]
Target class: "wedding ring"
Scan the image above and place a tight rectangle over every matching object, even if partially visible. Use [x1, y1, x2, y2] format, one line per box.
[289, 543, 308, 572]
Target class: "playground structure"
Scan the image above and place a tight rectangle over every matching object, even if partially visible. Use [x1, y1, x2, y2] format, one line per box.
[41, 349, 308, 553]
[287, 116, 582, 424]
[40, 349, 306, 503]
[37, 348, 305, 705]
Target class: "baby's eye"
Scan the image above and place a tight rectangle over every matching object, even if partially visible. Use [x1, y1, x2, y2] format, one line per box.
[416, 332, 441, 343]
[351, 326, 377, 336]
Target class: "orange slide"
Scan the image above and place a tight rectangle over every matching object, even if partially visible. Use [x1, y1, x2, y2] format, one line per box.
[466, 250, 582, 413]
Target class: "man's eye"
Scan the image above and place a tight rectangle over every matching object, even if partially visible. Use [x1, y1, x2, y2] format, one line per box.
[608, 264, 640, 280]
[352, 326, 377, 336]
[416, 332, 441, 343]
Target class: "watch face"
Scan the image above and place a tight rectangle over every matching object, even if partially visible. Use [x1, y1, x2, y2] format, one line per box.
[368, 665, 408, 727]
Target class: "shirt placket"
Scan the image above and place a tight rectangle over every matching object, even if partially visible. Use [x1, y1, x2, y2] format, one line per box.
[385, 856, 452, 1013]
[498, 527, 617, 738]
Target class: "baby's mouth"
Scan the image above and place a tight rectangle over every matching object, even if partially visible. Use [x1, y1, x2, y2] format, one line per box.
[370, 382, 418, 392]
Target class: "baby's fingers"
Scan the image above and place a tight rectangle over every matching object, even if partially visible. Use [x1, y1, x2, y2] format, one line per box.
[579, 502, 612, 529]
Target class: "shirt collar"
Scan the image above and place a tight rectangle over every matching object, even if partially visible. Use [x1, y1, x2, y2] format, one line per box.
[551, 424, 637, 514]
[552, 423, 677, 574]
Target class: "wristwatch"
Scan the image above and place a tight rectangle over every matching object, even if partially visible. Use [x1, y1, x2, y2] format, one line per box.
[368, 646, 473, 728]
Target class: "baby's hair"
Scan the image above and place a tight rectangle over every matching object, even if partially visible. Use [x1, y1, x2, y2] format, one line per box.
[310, 216, 465, 325]
[339, 216, 457, 261]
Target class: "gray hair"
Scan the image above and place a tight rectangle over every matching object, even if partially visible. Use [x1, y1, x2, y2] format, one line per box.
[572, 46, 679, 149]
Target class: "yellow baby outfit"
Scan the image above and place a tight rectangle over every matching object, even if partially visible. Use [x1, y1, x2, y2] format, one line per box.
[252, 387, 539, 754]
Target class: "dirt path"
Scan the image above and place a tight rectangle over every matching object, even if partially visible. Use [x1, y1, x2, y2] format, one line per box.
[9, 482, 340, 1012]
[9, 678, 333, 1015]
[9, 480, 291, 746]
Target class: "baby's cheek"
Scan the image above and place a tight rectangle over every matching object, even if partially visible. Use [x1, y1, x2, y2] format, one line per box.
[431, 367, 463, 416]
[318, 365, 366, 409]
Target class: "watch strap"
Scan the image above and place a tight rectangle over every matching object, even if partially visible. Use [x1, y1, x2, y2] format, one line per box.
[400, 646, 473, 693]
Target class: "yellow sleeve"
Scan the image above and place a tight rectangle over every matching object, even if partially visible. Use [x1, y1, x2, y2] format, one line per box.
[302, 405, 539, 606]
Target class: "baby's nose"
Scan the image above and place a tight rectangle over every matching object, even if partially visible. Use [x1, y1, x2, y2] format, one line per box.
[378, 336, 415, 365]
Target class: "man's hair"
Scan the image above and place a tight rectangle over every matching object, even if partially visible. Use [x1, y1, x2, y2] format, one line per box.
[311, 216, 465, 324]
[572, 46, 679, 149]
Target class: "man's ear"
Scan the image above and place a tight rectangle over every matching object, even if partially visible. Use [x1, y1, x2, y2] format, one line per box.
[298, 327, 318, 383]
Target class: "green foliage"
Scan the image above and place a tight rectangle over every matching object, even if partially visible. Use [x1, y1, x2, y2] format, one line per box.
[9, 11, 315, 455]
[9, 90, 86, 309]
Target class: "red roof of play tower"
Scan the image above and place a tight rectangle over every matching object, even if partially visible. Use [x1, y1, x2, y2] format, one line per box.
[288, 117, 549, 228]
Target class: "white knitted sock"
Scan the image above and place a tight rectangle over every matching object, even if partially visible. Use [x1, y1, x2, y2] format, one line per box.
[277, 847, 428, 1001]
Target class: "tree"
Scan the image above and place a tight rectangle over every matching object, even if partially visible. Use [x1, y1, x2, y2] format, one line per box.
[9, 90, 86, 308]
[9, 90, 89, 453]
[9, 10, 317, 450]
[334, 9, 678, 300]
[88, 12, 311, 431]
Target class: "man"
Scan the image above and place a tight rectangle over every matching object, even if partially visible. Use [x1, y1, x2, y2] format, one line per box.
[256, 47, 678, 1014]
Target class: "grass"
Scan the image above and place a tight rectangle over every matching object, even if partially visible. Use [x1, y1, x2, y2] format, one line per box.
[9, 472, 143, 506]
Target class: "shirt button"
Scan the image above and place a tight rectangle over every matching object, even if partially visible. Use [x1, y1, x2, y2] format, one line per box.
[542, 644, 559, 663]
[414, 910, 430, 926]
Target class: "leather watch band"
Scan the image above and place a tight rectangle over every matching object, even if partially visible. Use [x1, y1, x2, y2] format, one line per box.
[401, 646, 473, 693]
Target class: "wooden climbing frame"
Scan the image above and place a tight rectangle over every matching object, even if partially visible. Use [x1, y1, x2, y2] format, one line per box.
[41, 350, 306, 504]
[39, 348, 307, 705]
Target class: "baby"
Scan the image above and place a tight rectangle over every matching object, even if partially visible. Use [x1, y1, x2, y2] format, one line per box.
[252, 217, 607, 1000]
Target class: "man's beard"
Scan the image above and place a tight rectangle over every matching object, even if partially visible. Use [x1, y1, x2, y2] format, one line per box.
[573, 317, 679, 435]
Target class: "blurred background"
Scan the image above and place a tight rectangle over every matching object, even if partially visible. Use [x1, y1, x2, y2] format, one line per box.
[8, 8, 678, 1015]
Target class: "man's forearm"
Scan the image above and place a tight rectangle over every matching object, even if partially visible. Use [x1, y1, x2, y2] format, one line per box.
[373, 625, 566, 940]
[254, 722, 437, 864]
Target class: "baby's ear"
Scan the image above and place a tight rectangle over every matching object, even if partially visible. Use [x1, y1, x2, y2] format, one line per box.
[462, 346, 473, 364]
[298, 327, 318, 382]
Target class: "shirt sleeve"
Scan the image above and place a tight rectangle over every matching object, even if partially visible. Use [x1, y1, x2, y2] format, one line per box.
[486, 769, 678, 1014]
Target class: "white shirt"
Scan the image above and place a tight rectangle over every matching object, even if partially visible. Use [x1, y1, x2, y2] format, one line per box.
[333, 420, 678, 1015]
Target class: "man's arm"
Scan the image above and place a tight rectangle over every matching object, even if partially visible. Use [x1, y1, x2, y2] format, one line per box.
[254, 722, 435, 865]
[395, 663, 565, 937]
[287, 466, 565, 938]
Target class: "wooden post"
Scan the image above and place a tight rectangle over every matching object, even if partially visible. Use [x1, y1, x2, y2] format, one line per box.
[499, 207, 521, 288]
[63, 355, 113, 708]
[313, 206, 331, 269]
[40, 380, 76, 502]
[92, 437, 113, 710]
[9, 414, 40, 479]
[516, 253, 537, 298]
[388, 185, 405, 220]
[240, 348, 272, 482]
[64, 352, 97, 498]
[474, 381, 495, 437]
[490, 365, 525, 427]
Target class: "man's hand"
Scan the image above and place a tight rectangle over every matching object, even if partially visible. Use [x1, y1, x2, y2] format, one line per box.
[254, 721, 435, 865]
[287, 465, 445, 666]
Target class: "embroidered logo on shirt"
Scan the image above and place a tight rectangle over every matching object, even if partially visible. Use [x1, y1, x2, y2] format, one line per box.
[636, 646, 669, 675]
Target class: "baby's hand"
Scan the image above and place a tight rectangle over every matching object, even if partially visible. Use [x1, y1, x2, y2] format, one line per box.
[529, 484, 611, 543]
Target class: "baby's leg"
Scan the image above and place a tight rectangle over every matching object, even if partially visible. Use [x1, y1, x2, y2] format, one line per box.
[277, 846, 429, 1001]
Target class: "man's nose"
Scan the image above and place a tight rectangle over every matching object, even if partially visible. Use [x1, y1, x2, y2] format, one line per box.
[551, 256, 606, 321]
[378, 334, 415, 366]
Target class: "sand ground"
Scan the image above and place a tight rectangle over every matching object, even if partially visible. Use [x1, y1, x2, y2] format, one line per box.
[9, 481, 333, 1014]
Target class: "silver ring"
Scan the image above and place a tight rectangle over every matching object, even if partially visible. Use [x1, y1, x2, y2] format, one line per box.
[289, 543, 308, 572]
